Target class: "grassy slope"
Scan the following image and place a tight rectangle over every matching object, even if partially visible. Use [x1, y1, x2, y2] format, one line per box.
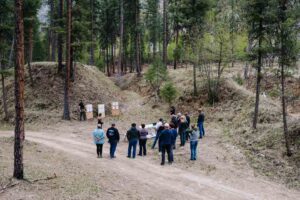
[0, 62, 123, 128]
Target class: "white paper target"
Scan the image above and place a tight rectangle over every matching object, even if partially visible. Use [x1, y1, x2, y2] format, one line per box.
[98, 104, 105, 117]
[86, 104, 93, 113]
[112, 102, 119, 110]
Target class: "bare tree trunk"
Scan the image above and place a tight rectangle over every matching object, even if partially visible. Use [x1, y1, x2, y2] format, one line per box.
[14, 0, 25, 180]
[63, 0, 71, 120]
[174, 28, 179, 70]
[50, 0, 56, 61]
[253, 20, 263, 129]
[135, 0, 141, 76]
[57, 0, 64, 73]
[111, 44, 115, 74]
[1, 60, 9, 121]
[119, 0, 124, 74]
[27, 26, 34, 86]
[162, 0, 168, 66]
[106, 47, 110, 76]
[279, 0, 292, 157]
[89, 0, 95, 65]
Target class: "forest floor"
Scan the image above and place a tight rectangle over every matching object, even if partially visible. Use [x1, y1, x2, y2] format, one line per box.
[0, 62, 300, 199]
[1, 80, 300, 199]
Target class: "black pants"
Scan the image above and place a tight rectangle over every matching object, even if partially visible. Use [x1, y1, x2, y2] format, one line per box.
[161, 144, 172, 165]
[96, 144, 103, 157]
[139, 139, 147, 156]
[80, 111, 86, 121]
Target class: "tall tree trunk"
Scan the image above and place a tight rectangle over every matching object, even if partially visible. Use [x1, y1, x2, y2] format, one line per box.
[253, 20, 263, 129]
[89, 0, 95, 65]
[48, 28, 51, 61]
[230, 0, 235, 68]
[111, 44, 115, 74]
[14, 0, 25, 180]
[50, 0, 56, 61]
[279, 0, 292, 157]
[135, 0, 141, 76]
[57, 0, 64, 73]
[27, 26, 34, 86]
[106, 47, 110, 76]
[174, 28, 179, 69]
[63, 0, 71, 120]
[1, 60, 9, 121]
[162, 0, 168, 66]
[119, 0, 124, 74]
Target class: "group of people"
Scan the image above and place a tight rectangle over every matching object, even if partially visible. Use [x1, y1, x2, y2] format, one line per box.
[92, 106, 206, 166]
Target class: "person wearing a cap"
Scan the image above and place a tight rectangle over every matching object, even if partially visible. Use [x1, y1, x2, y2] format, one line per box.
[159, 123, 173, 165]
[126, 123, 140, 158]
[106, 123, 120, 158]
[92, 124, 105, 158]
[197, 108, 205, 139]
[151, 118, 164, 149]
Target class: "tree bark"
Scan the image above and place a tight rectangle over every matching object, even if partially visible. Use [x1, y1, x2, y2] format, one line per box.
[50, 0, 56, 61]
[119, 0, 124, 74]
[174, 28, 179, 69]
[279, 0, 292, 157]
[253, 19, 263, 129]
[14, 0, 25, 180]
[1, 60, 9, 121]
[89, 0, 95, 65]
[27, 26, 34, 86]
[63, 0, 71, 120]
[57, 0, 64, 73]
[163, 0, 168, 66]
[135, 0, 141, 76]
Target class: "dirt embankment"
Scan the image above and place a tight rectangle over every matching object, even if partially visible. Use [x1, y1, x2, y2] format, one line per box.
[0, 62, 124, 128]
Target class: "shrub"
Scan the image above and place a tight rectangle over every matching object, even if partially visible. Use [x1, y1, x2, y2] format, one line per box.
[160, 82, 178, 104]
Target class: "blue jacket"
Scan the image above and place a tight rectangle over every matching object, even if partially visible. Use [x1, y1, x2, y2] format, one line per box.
[93, 128, 105, 144]
[159, 129, 172, 146]
[170, 129, 178, 145]
[197, 113, 205, 125]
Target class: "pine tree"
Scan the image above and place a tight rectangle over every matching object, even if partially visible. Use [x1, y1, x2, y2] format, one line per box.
[14, 0, 25, 179]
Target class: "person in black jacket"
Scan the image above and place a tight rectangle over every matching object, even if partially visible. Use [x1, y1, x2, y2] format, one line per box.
[185, 113, 191, 141]
[126, 123, 140, 158]
[197, 109, 205, 139]
[106, 123, 120, 158]
[159, 123, 173, 165]
[78, 100, 86, 121]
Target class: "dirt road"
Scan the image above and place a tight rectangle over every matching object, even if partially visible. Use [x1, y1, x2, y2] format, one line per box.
[1, 128, 299, 200]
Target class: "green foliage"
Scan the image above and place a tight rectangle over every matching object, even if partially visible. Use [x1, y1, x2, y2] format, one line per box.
[144, 59, 168, 90]
[160, 82, 178, 104]
[233, 74, 244, 86]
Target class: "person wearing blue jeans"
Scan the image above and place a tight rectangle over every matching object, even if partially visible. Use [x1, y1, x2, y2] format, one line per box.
[110, 142, 118, 158]
[106, 124, 120, 159]
[188, 125, 199, 160]
[197, 109, 205, 139]
[126, 123, 140, 158]
[178, 116, 188, 146]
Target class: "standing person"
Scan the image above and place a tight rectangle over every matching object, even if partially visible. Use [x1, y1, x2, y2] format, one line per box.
[170, 106, 176, 115]
[79, 100, 86, 121]
[106, 123, 120, 159]
[170, 123, 178, 149]
[171, 114, 178, 129]
[159, 123, 173, 165]
[97, 113, 104, 128]
[188, 125, 199, 160]
[185, 113, 191, 141]
[138, 124, 148, 156]
[92, 125, 105, 158]
[126, 123, 140, 158]
[151, 118, 164, 149]
[197, 109, 205, 139]
[178, 115, 189, 146]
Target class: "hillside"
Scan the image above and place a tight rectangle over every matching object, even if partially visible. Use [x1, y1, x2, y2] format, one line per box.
[0, 62, 123, 127]
[117, 66, 300, 188]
